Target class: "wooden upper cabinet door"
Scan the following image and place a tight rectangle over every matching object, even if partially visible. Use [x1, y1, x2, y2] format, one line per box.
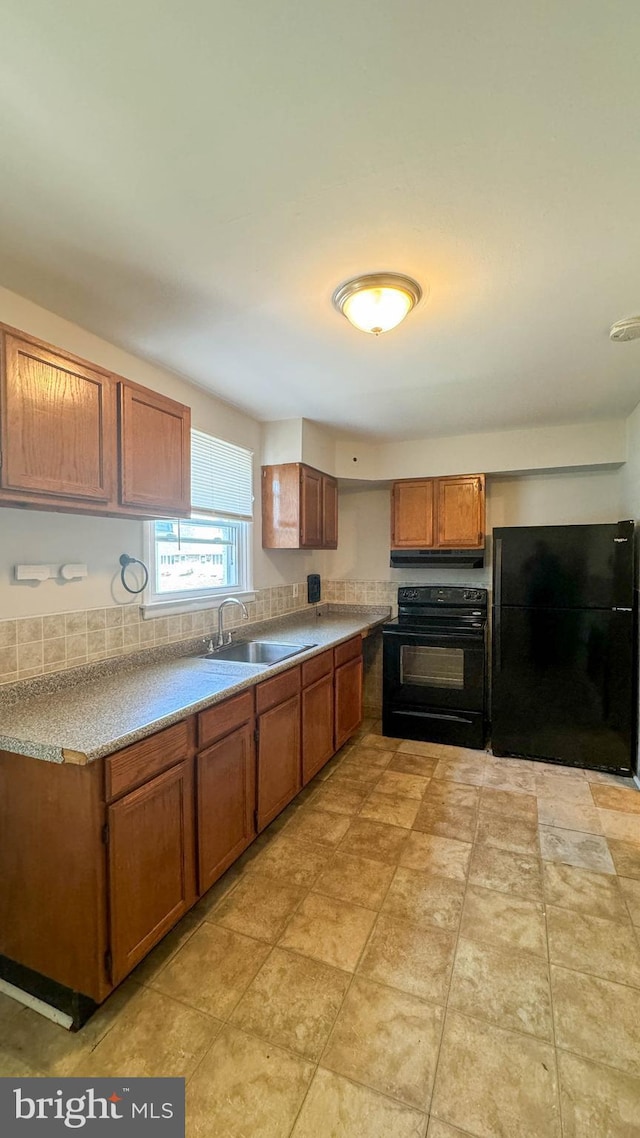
[119, 381, 191, 515]
[256, 693, 301, 831]
[302, 672, 334, 784]
[334, 654, 363, 750]
[197, 722, 256, 895]
[391, 480, 434, 548]
[436, 474, 485, 548]
[1, 334, 115, 502]
[108, 758, 196, 986]
[322, 475, 338, 548]
[300, 465, 323, 548]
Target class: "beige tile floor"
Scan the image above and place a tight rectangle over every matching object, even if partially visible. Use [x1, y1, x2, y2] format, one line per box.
[2, 720, 640, 1137]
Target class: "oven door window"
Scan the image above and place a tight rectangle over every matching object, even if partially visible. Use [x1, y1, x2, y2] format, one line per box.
[400, 644, 464, 690]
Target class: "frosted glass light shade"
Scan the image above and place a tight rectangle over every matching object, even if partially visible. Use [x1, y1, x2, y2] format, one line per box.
[333, 273, 422, 334]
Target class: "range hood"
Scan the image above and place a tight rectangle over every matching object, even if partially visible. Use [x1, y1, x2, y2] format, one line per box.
[390, 548, 485, 569]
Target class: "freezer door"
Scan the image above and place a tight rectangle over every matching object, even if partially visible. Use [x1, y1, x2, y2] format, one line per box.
[491, 607, 634, 772]
[493, 522, 634, 610]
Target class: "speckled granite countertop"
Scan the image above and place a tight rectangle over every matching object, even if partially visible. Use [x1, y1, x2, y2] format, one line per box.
[0, 607, 389, 765]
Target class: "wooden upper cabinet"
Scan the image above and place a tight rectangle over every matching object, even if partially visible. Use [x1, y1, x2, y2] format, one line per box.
[391, 480, 434, 548]
[437, 474, 485, 548]
[391, 474, 485, 550]
[1, 333, 116, 504]
[300, 465, 323, 548]
[119, 381, 191, 515]
[322, 474, 338, 548]
[0, 323, 192, 519]
[262, 462, 338, 549]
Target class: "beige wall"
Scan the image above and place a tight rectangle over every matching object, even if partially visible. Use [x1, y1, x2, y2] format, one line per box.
[0, 283, 633, 624]
[317, 467, 623, 589]
[334, 420, 626, 480]
[621, 402, 640, 521]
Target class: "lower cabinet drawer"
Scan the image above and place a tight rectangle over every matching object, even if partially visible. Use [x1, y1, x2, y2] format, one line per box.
[105, 720, 192, 802]
[334, 635, 362, 668]
[256, 665, 301, 715]
[198, 690, 254, 749]
[302, 648, 333, 687]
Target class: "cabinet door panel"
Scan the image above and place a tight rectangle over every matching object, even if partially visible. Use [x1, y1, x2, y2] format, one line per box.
[437, 475, 485, 548]
[322, 475, 338, 548]
[257, 694, 301, 830]
[119, 382, 190, 514]
[335, 656, 363, 750]
[300, 467, 323, 548]
[197, 724, 256, 894]
[302, 673, 334, 784]
[108, 760, 195, 985]
[2, 334, 115, 502]
[391, 480, 434, 548]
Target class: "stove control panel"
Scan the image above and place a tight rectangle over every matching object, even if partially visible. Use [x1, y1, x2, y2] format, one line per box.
[398, 585, 488, 608]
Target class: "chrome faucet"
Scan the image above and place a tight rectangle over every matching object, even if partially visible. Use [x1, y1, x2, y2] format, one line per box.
[211, 597, 249, 650]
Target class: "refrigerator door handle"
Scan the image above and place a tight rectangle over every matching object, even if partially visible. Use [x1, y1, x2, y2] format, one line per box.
[494, 537, 502, 609]
[493, 536, 502, 674]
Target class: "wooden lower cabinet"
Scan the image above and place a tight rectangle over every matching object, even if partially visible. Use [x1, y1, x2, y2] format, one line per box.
[107, 759, 196, 985]
[197, 723, 256, 893]
[0, 644, 365, 1021]
[335, 654, 364, 749]
[256, 694, 301, 830]
[302, 673, 335, 784]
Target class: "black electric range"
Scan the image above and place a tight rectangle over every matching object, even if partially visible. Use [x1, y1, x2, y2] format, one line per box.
[382, 585, 488, 749]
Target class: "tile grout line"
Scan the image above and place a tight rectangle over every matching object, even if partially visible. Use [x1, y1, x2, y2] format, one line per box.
[186, 765, 640, 1085]
[271, 739, 427, 1138]
[424, 756, 485, 1134]
[181, 730, 397, 1123]
[272, 734, 469, 1131]
[538, 781, 565, 1138]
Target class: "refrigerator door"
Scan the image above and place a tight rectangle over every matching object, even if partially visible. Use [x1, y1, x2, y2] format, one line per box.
[492, 606, 634, 772]
[493, 522, 634, 610]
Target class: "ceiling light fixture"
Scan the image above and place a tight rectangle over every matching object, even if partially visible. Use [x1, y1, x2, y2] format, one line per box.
[332, 272, 423, 335]
[610, 316, 640, 342]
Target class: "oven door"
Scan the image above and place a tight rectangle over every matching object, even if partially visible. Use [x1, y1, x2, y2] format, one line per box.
[382, 627, 486, 747]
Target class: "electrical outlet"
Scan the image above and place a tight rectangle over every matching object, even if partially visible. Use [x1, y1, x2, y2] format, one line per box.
[292, 584, 299, 597]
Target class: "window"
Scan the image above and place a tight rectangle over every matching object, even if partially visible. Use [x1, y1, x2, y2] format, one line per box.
[146, 431, 253, 608]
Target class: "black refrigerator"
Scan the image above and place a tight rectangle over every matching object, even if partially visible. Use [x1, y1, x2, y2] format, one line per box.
[492, 521, 636, 774]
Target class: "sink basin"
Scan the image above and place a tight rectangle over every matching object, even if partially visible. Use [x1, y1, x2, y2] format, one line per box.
[204, 640, 315, 665]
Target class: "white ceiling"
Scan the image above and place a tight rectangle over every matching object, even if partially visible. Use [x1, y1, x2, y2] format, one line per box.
[1, 1, 639, 441]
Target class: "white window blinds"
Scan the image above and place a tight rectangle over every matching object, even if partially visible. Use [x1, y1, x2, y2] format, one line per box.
[191, 429, 253, 520]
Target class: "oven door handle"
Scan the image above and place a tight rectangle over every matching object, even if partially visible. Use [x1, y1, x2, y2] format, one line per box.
[383, 630, 485, 644]
[394, 708, 476, 725]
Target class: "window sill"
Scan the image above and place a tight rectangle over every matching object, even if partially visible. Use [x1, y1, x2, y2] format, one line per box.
[140, 591, 257, 620]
